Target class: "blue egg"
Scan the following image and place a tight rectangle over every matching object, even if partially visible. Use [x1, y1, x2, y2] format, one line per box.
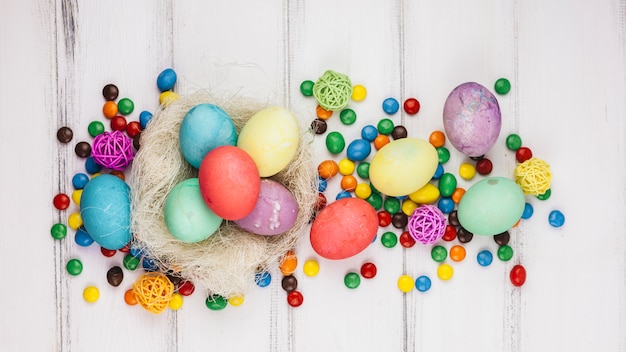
[74, 227, 94, 247]
[179, 104, 237, 169]
[335, 191, 352, 200]
[346, 139, 372, 161]
[477, 250, 493, 266]
[432, 163, 444, 180]
[255, 271, 271, 287]
[80, 174, 132, 250]
[156, 68, 177, 92]
[85, 157, 102, 174]
[437, 197, 454, 214]
[382, 97, 400, 114]
[139, 110, 153, 129]
[548, 210, 565, 227]
[317, 177, 327, 192]
[521, 202, 534, 219]
[72, 173, 90, 189]
[361, 125, 378, 142]
[415, 275, 431, 292]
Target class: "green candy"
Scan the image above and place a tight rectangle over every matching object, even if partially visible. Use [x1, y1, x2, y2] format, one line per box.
[494, 78, 511, 95]
[366, 192, 383, 210]
[117, 98, 134, 115]
[357, 162, 370, 179]
[506, 134, 522, 151]
[377, 118, 394, 135]
[437, 147, 450, 164]
[51, 223, 67, 240]
[383, 197, 401, 214]
[339, 109, 357, 125]
[206, 294, 228, 310]
[66, 258, 83, 276]
[325, 131, 345, 154]
[381, 232, 398, 248]
[537, 189, 551, 200]
[88, 121, 105, 137]
[431, 245, 448, 262]
[438, 173, 457, 197]
[344, 272, 361, 289]
[300, 80, 314, 96]
[123, 254, 140, 271]
[497, 245, 514, 261]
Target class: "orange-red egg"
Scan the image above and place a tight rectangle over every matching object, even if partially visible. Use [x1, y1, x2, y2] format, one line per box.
[198, 146, 260, 220]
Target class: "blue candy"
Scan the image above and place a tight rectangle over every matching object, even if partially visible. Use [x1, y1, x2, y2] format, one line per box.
[361, 125, 378, 142]
[317, 177, 327, 192]
[139, 110, 153, 129]
[255, 271, 272, 287]
[477, 250, 493, 266]
[74, 227, 94, 247]
[72, 173, 89, 189]
[437, 197, 455, 214]
[432, 163, 444, 180]
[415, 275, 432, 292]
[335, 191, 352, 200]
[84, 157, 102, 174]
[382, 97, 400, 114]
[521, 202, 534, 219]
[548, 210, 565, 227]
[156, 68, 177, 92]
[346, 139, 372, 161]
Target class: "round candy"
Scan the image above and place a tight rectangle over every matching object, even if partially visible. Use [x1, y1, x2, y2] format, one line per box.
[106, 266, 124, 286]
[475, 158, 493, 175]
[431, 245, 447, 262]
[198, 146, 261, 220]
[279, 250, 298, 276]
[310, 198, 378, 260]
[438, 173, 457, 197]
[351, 84, 367, 101]
[548, 210, 565, 227]
[177, 281, 195, 296]
[300, 80, 314, 96]
[102, 101, 118, 118]
[369, 138, 438, 196]
[255, 271, 272, 287]
[373, 134, 390, 150]
[380, 231, 398, 248]
[75, 141, 91, 158]
[80, 174, 131, 250]
[397, 275, 414, 292]
[457, 177, 525, 236]
[164, 178, 223, 242]
[399, 231, 416, 248]
[391, 125, 408, 139]
[366, 192, 383, 210]
[432, 163, 444, 179]
[83, 286, 100, 303]
[234, 179, 299, 236]
[457, 227, 474, 243]
[356, 162, 370, 179]
[403, 98, 420, 115]
[123, 254, 140, 270]
[125, 121, 142, 138]
[497, 245, 514, 261]
[205, 295, 228, 311]
[124, 289, 138, 306]
[443, 82, 502, 157]
[53, 193, 70, 210]
[339, 109, 357, 125]
[361, 125, 378, 142]
[521, 203, 534, 219]
[510, 264, 527, 286]
[437, 147, 450, 164]
[237, 107, 301, 177]
[415, 275, 431, 292]
[282, 275, 298, 292]
[450, 245, 466, 262]
[506, 133, 522, 151]
[72, 173, 89, 189]
[169, 293, 184, 310]
[287, 290, 304, 307]
[384, 197, 401, 214]
[325, 131, 345, 154]
[303, 259, 320, 277]
[102, 84, 119, 101]
[377, 118, 394, 135]
[316, 105, 332, 120]
[494, 231, 510, 246]
[66, 259, 83, 276]
[179, 104, 237, 169]
[459, 163, 476, 180]
[437, 263, 454, 281]
[139, 110, 153, 129]
[516, 147, 533, 163]
[477, 250, 493, 266]
[346, 139, 371, 161]
[74, 228, 94, 247]
[437, 197, 455, 214]
[311, 118, 327, 134]
[88, 121, 105, 137]
[160, 91, 179, 105]
[117, 98, 134, 115]
[494, 78, 511, 95]
[360, 262, 377, 279]
[344, 272, 361, 289]
[428, 131, 445, 148]
[157, 68, 177, 92]
[318, 159, 339, 179]
[338, 158, 355, 175]
[382, 97, 400, 114]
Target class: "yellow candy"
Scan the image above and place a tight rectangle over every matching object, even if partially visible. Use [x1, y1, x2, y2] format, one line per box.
[401, 199, 418, 216]
[459, 163, 477, 180]
[397, 275, 414, 292]
[408, 183, 440, 204]
[168, 293, 184, 310]
[83, 286, 100, 303]
[338, 158, 355, 175]
[228, 294, 245, 307]
[351, 84, 367, 101]
[71, 189, 82, 205]
[159, 91, 180, 106]
[354, 183, 372, 199]
[68, 213, 83, 230]
[302, 259, 320, 277]
[437, 263, 454, 281]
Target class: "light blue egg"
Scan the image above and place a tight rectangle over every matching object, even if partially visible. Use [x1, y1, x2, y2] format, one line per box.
[80, 174, 131, 250]
[179, 104, 237, 169]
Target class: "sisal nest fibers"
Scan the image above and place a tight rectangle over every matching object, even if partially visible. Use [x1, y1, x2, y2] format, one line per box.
[130, 91, 317, 298]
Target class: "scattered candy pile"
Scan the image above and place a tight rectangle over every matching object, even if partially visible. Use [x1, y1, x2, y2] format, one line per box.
[50, 67, 565, 313]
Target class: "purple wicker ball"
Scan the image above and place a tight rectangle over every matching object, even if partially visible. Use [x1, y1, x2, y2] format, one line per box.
[408, 205, 446, 245]
[92, 131, 135, 170]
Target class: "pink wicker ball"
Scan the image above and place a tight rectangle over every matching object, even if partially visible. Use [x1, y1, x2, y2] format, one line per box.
[408, 205, 446, 244]
[92, 130, 135, 170]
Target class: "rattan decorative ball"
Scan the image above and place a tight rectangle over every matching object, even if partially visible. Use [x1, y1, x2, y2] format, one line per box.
[91, 130, 135, 170]
[407, 205, 447, 245]
[312, 70, 353, 111]
[514, 157, 552, 195]
[132, 272, 175, 314]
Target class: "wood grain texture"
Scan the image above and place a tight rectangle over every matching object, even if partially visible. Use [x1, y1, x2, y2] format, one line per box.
[0, 0, 624, 351]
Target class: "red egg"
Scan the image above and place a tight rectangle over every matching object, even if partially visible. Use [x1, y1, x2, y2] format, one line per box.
[310, 198, 378, 260]
[198, 146, 260, 220]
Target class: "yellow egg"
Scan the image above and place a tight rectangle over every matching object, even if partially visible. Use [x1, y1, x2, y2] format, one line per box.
[237, 107, 300, 177]
[408, 183, 440, 204]
[369, 138, 438, 196]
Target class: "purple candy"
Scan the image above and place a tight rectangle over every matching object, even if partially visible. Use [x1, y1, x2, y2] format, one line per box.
[443, 82, 501, 157]
[234, 179, 299, 236]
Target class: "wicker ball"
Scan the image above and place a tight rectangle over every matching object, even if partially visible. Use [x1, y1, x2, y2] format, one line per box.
[92, 130, 134, 170]
[514, 157, 552, 195]
[407, 205, 446, 244]
[132, 272, 174, 314]
[312, 70, 353, 111]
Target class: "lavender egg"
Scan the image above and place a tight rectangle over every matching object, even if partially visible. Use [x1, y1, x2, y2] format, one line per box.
[442, 82, 501, 157]
[234, 179, 299, 236]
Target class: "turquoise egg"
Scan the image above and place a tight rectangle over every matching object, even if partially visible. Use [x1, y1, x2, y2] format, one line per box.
[179, 104, 237, 169]
[164, 178, 223, 243]
[457, 177, 525, 236]
[80, 174, 131, 250]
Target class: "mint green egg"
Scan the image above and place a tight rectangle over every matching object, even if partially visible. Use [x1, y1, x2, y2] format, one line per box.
[457, 177, 525, 236]
[164, 178, 223, 243]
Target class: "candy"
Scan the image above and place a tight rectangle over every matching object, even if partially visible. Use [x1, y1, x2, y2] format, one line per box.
[515, 147, 533, 163]
[437, 264, 454, 281]
[505, 133, 522, 151]
[87, 121, 105, 137]
[355, 183, 372, 199]
[437, 146, 450, 164]
[510, 264, 527, 286]
[156, 68, 177, 92]
[377, 118, 394, 134]
[431, 245, 447, 262]
[438, 173, 457, 197]
[397, 275, 414, 292]
[403, 98, 420, 115]
[391, 125, 408, 139]
[311, 118, 327, 134]
[117, 98, 134, 115]
[66, 259, 83, 276]
[228, 295, 244, 307]
[344, 272, 361, 289]
[408, 183, 440, 204]
[477, 250, 493, 266]
[351, 84, 367, 101]
[124, 289, 138, 306]
[360, 262, 377, 279]
[139, 111, 153, 129]
[255, 271, 272, 287]
[380, 231, 398, 248]
[337, 158, 355, 176]
[415, 276, 431, 292]
[168, 293, 184, 310]
[102, 84, 119, 101]
[318, 159, 340, 179]
[74, 228, 94, 247]
[493, 231, 510, 245]
[497, 245, 514, 261]
[356, 162, 370, 179]
[300, 80, 314, 96]
[494, 78, 511, 95]
[450, 245, 466, 262]
[102, 101, 118, 118]
[339, 108, 357, 125]
[316, 105, 333, 120]
[475, 158, 493, 175]
[287, 290, 304, 307]
[548, 210, 565, 227]
[325, 131, 346, 154]
[205, 295, 228, 311]
[303, 259, 320, 277]
[279, 250, 298, 276]
[399, 231, 416, 247]
[521, 203, 534, 219]
[53, 193, 70, 210]
[74, 141, 91, 158]
[83, 286, 100, 303]
[177, 281, 195, 296]
[106, 266, 124, 286]
[282, 275, 298, 292]
[50, 223, 67, 240]
[382, 97, 400, 114]
[361, 125, 378, 142]
[346, 139, 371, 161]
[373, 134, 390, 150]
[458, 163, 476, 180]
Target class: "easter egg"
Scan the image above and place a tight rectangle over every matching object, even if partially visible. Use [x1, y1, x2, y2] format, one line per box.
[179, 104, 237, 169]
[457, 177, 525, 236]
[234, 179, 299, 236]
[443, 82, 501, 157]
[164, 178, 223, 243]
[310, 198, 378, 260]
[198, 146, 260, 220]
[237, 106, 300, 177]
[80, 174, 131, 250]
[369, 138, 438, 197]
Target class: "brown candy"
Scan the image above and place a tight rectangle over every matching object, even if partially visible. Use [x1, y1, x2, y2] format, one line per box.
[448, 210, 460, 227]
[281, 275, 298, 292]
[391, 125, 407, 139]
[102, 84, 119, 101]
[310, 118, 327, 134]
[74, 141, 91, 158]
[106, 266, 124, 287]
[391, 212, 408, 229]
[457, 226, 473, 243]
[57, 127, 73, 143]
[493, 231, 510, 246]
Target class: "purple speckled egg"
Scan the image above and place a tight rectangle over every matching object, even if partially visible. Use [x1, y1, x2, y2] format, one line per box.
[234, 179, 299, 236]
[442, 82, 501, 157]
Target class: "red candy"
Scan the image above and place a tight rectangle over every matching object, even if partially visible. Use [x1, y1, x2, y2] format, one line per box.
[399, 231, 416, 248]
[360, 262, 377, 279]
[403, 98, 421, 115]
[475, 158, 493, 175]
[125, 121, 142, 138]
[378, 210, 392, 227]
[287, 290, 304, 307]
[100, 247, 116, 257]
[315, 193, 327, 211]
[53, 193, 70, 210]
[110, 115, 128, 132]
[178, 280, 195, 296]
[516, 147, 533, 163]
[510, 264, 527, 286]
[442, 225, 457, 241]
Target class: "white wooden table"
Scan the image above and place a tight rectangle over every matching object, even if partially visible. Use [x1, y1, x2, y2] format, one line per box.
[1, 1, 624, 351]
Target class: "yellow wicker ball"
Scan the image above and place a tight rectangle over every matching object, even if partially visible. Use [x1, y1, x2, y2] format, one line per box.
[132, 272, 175, 314]
[514, 157, 552, 195]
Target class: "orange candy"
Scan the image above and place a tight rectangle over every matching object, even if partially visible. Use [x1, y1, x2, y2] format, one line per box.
[124, 288, 138, 305]
[102, 101, 118, 119]
[316, 105, 333, 120]
[109, 170, 125, 181]
[451, 187, 466, 204]
[450, 245, 466, 262]
[373, 134, 390, 150]
[279, 250, 298, 276]
[318, 160, 339, 179]
[340, 175, 358, 192]
[429, 130, 446, 148]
